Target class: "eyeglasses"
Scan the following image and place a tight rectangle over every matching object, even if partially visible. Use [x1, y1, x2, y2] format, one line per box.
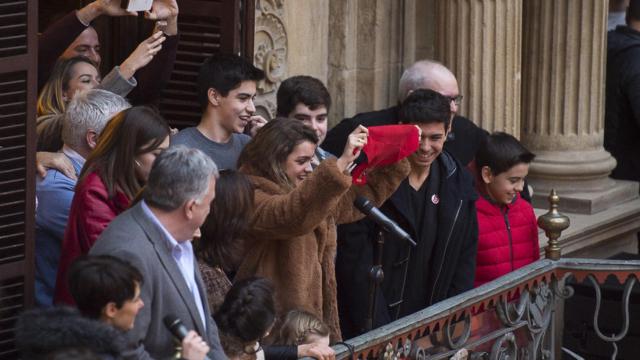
[448, 95, 463, 105]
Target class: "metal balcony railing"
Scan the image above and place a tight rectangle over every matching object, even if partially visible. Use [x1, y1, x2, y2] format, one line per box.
[333, 258, 640, 360]
[332, 190, 640, 359]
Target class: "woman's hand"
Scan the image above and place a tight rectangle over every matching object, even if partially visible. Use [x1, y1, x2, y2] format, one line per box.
[145, 0, 179, 21]
[36, 152, 76, 180]
[336, 125, 368, 173]
[147, 0, 179, 35]
[181, 330, 210, 360]
[119, 31, 166, 79]
[298, 342, 336, 360]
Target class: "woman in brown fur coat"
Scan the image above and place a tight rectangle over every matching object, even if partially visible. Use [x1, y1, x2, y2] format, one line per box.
[236, 118, 412, 342]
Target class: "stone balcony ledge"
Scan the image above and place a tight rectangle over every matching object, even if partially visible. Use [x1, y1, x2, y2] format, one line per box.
[535, 190, 640, 259]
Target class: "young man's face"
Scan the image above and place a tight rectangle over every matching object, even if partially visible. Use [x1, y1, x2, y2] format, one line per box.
[289, 104, 328, 144]
[482, 163, 529, 205]
[61, 27, 101, 66]
[408, 122, 449, 170]
[109, 283, 144, 331]
[215, 80, 257, 133]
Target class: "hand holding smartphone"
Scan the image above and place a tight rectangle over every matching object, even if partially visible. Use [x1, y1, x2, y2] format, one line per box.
[121, 0, 153, 12]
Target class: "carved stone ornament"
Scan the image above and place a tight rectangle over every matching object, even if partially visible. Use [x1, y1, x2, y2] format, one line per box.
[254, 0, 288, 119]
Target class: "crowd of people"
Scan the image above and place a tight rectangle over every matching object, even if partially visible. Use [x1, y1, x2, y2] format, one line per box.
[21, 0, 553, 359]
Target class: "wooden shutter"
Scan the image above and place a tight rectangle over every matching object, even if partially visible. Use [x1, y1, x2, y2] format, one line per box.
[159, 0, 249, 129]
[73, 0, 253, 129]
[0, 0, 37, 358]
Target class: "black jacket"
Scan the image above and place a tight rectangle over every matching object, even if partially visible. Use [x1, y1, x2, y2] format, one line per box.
[605, 26, 640, 182]
[322, 106, 488, 166]
[336, 151, 478, 339]
[15, 307, 127, 360]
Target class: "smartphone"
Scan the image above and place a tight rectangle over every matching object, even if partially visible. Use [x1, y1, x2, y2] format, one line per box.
[121, 0, 153, 12]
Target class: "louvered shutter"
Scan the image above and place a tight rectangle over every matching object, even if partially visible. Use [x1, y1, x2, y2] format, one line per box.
[0, 0, 37, 358]
[159, 0, 243, 129]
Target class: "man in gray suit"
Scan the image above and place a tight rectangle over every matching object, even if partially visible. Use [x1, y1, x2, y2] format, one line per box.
[91, 146, 225, 359]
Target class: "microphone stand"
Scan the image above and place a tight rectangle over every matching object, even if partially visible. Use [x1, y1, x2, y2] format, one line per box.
[365, 230, 385, 332]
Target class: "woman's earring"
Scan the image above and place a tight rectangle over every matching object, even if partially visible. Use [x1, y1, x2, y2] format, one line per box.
[135, 160, 141, 167]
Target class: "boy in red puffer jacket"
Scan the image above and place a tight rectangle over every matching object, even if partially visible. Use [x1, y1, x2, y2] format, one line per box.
[473, 132, 539, 287]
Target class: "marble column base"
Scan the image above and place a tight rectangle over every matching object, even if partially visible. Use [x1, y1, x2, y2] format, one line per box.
[530, 179, 639, 215]
[527, 149, 638, 214]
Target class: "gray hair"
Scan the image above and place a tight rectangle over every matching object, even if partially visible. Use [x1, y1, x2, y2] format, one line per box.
[143, 146, 219, 211]
[62, 89, 130, 150]
[398, 60, 452, 102]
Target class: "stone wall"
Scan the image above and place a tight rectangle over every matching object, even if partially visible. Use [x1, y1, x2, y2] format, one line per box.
[251, 0, 640, 257]
[253, 0, 420, 126]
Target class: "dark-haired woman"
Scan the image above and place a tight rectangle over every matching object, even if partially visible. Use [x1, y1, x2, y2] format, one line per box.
[236, 118, 411, 342]
[54, 106, 171, 305]
[214, 277, 275, 360]
[197, 169, 254, 312]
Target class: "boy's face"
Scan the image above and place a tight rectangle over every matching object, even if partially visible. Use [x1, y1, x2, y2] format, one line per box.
[408, 121, 449, 170]
[482, 163, 529, 205]
[289, 103, 328, 144]
[214, 80, 257, 133]
[108, 283, 144, 331]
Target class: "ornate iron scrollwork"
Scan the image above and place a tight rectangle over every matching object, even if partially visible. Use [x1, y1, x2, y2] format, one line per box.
[489, 332, 517, 360]
[587, 274, 637, 360]
[428, 314, 472, 352]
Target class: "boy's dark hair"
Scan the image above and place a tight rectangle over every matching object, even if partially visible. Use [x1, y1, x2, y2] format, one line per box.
[197, 53, 265, 110]
[276, 76, 331, 117]
[399, 89, 451, 129]
[476, 132, 535, 176]
[68, 255, 143, 319]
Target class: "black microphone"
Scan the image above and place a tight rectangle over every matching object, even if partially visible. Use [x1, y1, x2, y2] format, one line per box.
[163, 315, 190, 340]
[163, 315, 211, 360]
[354, 196, 416, 246]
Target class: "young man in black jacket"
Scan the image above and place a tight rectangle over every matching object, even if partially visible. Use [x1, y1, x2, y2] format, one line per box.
[336, 89, 479, 339]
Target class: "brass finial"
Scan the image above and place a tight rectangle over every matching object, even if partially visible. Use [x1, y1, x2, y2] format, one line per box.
[537, 189, 570, 260]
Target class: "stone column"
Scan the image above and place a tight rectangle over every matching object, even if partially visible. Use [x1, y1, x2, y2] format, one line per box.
[434, 0, 522, 135]
[327, 0, 405, 126]
[520, 0, 638, 214]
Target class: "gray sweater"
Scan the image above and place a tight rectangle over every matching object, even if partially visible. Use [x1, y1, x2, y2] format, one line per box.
[171, 127, 251, 170]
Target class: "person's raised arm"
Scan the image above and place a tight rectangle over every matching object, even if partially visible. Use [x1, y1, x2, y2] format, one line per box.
[117, 31, 166, 81]
[128, 0, 180, 105]
[333, 126, 414, 224]
[248, 126, 368, 239]
[76, 0, 137, 25]
[39, 0, 137, 90]
[144, 0, 179, 34]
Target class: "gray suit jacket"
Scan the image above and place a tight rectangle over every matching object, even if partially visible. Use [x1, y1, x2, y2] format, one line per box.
[90, 202, 226, 360]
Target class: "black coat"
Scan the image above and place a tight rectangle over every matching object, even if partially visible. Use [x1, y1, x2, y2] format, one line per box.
[322, 106, 488, 167]
[15, 306, 127, 360]
[336, 151, 478, 339]
[605, 26, 640, 182]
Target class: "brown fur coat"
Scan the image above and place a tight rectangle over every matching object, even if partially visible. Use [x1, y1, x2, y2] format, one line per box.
[237, 158, 410, 342]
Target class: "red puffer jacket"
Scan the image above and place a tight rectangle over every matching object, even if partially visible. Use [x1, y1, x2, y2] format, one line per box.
[474, 193, 539, 287]
[54, 171, 130, 305]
